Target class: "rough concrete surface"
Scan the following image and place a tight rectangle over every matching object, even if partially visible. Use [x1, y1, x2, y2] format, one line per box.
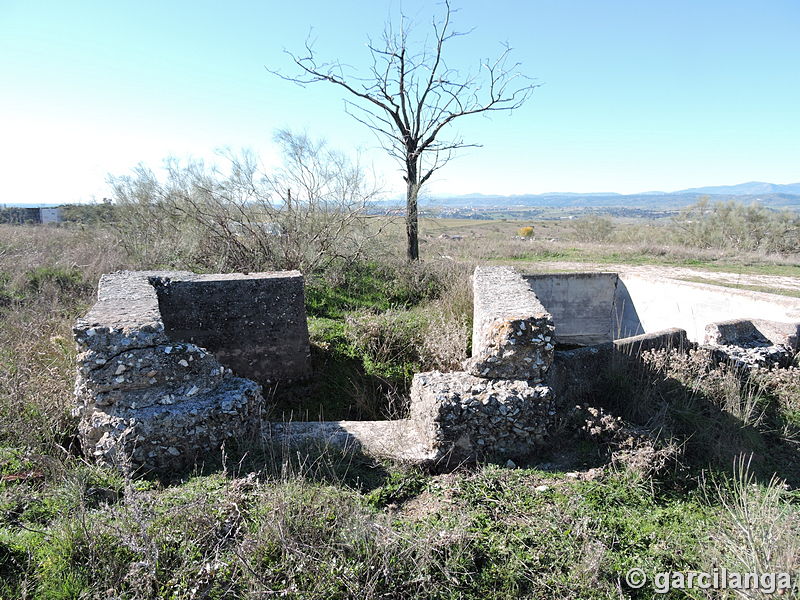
[410, 371, 556, 463]
[525, 272, 618, 345]
[74, 270, 310, 472]
[265, 420, 436, 463]
[75, 264, 800, 472]
[155, 272, 310, 383]
[704, 318, 799, 351]
[467, 266, 555, 381]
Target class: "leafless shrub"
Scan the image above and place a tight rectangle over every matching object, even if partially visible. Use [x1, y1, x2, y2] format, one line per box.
[109, 130, 388, 273]
[698, 457, 800, 599]
[672, 198, 800, 254]
[571, 215, 614, 242]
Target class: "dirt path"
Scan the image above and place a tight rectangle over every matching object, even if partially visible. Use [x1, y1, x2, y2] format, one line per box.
[524, 261, 800, 293]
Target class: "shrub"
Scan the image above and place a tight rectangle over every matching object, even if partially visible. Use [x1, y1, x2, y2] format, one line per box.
[671, 198, 800, 254]
[109, 131, 386, 273]
[570, 215, 614, 242]
[517, 226, 534, 238]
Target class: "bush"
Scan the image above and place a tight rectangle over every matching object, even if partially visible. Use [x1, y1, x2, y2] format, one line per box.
[24, 265, 88, 295]
[571, 215, 614, 242]
[344, 309, 425, 383]
[517, 226, 534, 238]
[109, 131, 385, 273]
[671, 198, 800, 254]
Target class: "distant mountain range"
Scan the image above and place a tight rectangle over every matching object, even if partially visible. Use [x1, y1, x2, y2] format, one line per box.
[442, 181, 800, 199]
[676, 181, 800, 195]
[411, 181, 800, 212]
[5, 181, 800, 212]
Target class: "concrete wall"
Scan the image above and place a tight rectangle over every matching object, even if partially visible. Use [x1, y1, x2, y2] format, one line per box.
[153, 272, 310, 384]
[616, 275, 800, 343]
[523, 271, 800, 345]
[469, 266, 554, 380]
[74, 271, 271, 471]
[524, 273, 619, 345]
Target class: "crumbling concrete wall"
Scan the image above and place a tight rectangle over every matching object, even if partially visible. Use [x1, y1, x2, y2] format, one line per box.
[703, 318, 799, 368]
[545, 328, 691, 403]
[76, 265, 800, 473]
[410, 372, 554, 464]
[467, 266, 555, 380]
[410, 266, 557, 464]
[73, 270, 310, 472]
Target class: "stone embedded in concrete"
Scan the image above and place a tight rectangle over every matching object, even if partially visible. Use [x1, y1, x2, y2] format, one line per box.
[613, 328, 689, 356]
[79, 377, 261, 471]
[410, 370, 556, 463]
[467, 266, 555, 381]
[705, 344, 792, 369]
[704, 318, 800, 351]
[702, 318, 799, 369]
[73, 269, 310, 472]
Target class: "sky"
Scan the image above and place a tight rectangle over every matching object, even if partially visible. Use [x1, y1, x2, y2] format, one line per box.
[1, 0, 799, 205]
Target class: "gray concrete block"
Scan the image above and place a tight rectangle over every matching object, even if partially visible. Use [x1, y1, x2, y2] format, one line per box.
[73, 269, 311, 473]
[467, 266, 554, 381]
[410, 370, 555, 464]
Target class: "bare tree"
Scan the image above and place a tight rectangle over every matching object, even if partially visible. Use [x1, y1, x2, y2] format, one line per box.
[272, 1, 537, 260]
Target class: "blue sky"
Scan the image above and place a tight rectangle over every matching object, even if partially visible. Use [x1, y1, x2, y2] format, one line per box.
[1, 0, 798, 204]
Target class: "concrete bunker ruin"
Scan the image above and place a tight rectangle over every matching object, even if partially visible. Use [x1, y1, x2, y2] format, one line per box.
[74, 267, 800, 472]
[525, 271, 800, 347]
[73, 270, 310, 470]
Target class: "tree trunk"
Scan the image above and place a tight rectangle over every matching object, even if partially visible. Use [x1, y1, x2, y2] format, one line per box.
[405, 162, 420, 261]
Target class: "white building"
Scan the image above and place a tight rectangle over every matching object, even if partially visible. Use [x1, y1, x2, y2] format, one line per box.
[39, 207, 61, 224]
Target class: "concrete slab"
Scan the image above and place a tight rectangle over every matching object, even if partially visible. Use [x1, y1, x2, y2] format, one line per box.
[265, 420, 436, 463]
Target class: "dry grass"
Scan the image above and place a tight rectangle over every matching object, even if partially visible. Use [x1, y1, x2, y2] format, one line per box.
[2, 220, 800, 598]
[414, 216, 800, 272]
[0, 225, 130, 455]
[699, 457, 800, 599]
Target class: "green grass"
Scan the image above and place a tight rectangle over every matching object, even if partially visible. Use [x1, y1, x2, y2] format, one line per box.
[491, 246, 800, 276]
[0, 462, 729, 599]
[2, 222, 800, 598]
[678, 276, 800, 298]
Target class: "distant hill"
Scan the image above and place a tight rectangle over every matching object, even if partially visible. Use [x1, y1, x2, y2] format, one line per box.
[405, 181, 800, 213]
[677, 181, 800, 195]
[416, 192, 800, 211]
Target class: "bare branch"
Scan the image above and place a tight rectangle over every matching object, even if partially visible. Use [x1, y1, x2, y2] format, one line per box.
[270, 2, 537, 260]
